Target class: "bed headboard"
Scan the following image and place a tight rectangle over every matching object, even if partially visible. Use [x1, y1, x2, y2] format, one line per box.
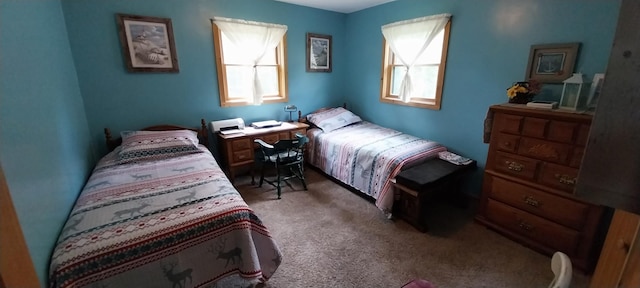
[104, 119, 209, 152]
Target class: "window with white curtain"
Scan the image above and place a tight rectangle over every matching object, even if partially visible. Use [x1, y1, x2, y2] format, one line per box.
[212, 17, 288, 107]
[380, 14, 451, 110]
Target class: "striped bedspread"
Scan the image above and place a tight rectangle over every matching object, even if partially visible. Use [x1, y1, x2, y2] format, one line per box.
[49, 146, 281, 288]
[307, 121, 446, 213]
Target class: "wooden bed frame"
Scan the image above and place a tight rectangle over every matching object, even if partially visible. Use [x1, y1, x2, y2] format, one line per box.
[104, 119, 209, 151]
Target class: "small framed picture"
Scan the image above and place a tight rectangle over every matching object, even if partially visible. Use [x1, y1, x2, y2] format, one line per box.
[306, 33, 332, 72]
[116, 13, 179, 73]
[525, 43, 580, 83]
[587, 73, 605, 109]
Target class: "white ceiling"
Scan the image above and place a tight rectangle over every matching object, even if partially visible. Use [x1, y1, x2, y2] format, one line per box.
[275, 0, 395, 13]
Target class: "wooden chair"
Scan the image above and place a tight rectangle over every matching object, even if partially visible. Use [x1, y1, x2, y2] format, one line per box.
[254, 133, 308, 199]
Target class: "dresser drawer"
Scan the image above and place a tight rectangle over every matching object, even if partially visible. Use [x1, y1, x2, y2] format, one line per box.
[518, 137, 571, 164]
[548, 121, 577, 143]
[486, 199, 580, 255]
[575, 124, 590, 146]
[489, 176, 589, 230]
[495, 133, 520, 153]
[522, 117, 549, 138]
[539, 162, 579, 193]
[494, 113, 522, 134]
[494, 152, 538, 180]
[569, 147, 584, 168]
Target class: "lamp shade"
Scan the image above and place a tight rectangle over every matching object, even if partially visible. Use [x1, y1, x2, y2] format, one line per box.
[560, 73, 588, 110]
[284, 105, 298, 121]
[284, 105, 297, 112]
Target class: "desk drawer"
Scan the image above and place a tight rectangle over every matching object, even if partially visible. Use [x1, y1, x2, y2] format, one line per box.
[261, 134, 279, 144]
[232, 149, 252, 163]
[486, 199, 579, 255]
[231, 138, 252, 151]
[290, 129, 306, 138]
[489, 176, 588, 230]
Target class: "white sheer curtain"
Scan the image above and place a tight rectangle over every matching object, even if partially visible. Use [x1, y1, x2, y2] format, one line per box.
[381, 13, 451, 102]
[213, 17, 287, 105]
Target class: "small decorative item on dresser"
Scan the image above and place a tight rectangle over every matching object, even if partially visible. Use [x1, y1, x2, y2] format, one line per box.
[506, 79, 541, 104]
[560, 73, 588, 110]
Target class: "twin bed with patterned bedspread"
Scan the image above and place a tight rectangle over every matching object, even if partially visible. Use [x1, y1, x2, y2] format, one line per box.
[304, 107, 446, 214]
[49, 128, 281, 288]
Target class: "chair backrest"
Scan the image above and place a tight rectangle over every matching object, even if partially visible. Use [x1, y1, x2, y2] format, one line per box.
[257, 134, 308, 163]
[549, 251, 572, 288]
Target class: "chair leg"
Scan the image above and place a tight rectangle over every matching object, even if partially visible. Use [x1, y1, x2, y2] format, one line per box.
[258, 164, 265, 187]
[276, 166, 282, 199]
[298, 164, 307, 190]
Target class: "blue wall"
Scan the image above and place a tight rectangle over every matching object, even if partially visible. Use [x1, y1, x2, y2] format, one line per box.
[0, 0, 622, 285]
[0, 0, 94, 285]
[345, 0, 620, 195]
[61, 0, 347, 157]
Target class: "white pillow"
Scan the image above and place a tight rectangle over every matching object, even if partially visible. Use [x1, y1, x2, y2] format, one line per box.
[307, 107, 362, 133]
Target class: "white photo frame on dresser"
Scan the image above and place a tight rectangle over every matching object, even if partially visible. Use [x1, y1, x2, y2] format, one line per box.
[587, 73, 605, 110]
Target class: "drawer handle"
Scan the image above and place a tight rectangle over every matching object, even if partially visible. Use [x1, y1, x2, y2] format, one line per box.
[523, 196, 540, 207]
[518, 221, 534, 231]
[505, 160, 524, 172]
[503, 141, 511, 147]
[555, 174, 576, 185]
[238, 155, 246, 160]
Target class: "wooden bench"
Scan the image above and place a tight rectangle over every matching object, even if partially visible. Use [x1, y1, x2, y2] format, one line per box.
[394, 157, 476, 232]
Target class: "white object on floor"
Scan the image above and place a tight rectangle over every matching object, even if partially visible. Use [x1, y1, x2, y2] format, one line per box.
[549, 251, 572, 288]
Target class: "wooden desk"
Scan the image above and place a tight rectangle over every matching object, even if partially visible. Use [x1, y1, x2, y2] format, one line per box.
[217, 122, 308, 182]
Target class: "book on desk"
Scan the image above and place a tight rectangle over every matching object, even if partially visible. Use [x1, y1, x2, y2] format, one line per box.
[251, 120, 282, 129]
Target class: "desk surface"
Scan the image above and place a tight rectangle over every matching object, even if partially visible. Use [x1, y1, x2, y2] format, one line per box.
[217, 122, 308, 139]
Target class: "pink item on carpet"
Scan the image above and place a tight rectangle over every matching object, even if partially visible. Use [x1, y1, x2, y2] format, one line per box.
[401, 279, 436, 288]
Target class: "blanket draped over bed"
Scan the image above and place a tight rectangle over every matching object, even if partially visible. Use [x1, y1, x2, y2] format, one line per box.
[49, 147, 281, 288]
[306, 121, 446, 213]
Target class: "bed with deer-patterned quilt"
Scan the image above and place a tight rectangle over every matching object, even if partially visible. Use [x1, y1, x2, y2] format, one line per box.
[49, 128, 281, 288]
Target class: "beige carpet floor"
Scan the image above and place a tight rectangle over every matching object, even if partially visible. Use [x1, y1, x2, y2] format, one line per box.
[235, 168, 590, 288]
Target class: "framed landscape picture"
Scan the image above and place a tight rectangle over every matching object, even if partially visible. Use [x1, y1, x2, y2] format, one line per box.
[306, 33, 332, 72]
[525, 43, 579, 83]
[116, 13, 179, 73]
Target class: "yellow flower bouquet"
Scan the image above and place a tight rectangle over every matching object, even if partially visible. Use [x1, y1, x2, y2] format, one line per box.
[506, 79, 541, 103]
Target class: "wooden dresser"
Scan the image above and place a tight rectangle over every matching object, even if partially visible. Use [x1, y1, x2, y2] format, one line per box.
[476, 104, 607, 272]
[217, 122, 308, 182]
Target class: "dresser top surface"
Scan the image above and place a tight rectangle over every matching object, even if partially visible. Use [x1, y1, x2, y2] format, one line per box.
[491, 104, 594, 121]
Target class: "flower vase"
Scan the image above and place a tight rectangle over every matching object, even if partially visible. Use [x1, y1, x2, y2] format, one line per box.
[509, 93, 533, 104]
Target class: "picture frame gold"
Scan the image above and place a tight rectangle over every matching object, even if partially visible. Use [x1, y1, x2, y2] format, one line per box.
[116, 13, 179, 73]
[306, 33, 332, 73]
[525, 43, 579, 83]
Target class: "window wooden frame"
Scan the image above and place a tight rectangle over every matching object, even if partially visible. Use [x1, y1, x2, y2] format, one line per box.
[379, 20, 451, 110]
[212, 23, 288, 107]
